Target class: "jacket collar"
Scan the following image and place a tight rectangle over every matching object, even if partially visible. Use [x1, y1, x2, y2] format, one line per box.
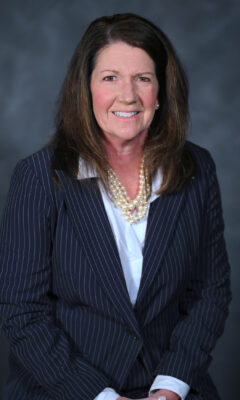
[136, 188, 186, 305]
[55, 169, 140, 333]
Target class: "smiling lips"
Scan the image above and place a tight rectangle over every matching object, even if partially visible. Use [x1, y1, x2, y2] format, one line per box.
[113, 111, 139, 118]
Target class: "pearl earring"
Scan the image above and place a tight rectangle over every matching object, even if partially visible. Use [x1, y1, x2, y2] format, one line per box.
[155, 103, 160, 109]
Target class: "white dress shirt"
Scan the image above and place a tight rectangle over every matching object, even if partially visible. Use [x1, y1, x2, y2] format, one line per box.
[78, 163, 190, 400]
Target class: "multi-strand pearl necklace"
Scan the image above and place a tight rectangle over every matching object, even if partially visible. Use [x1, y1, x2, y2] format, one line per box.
[108, 158, 151, 224]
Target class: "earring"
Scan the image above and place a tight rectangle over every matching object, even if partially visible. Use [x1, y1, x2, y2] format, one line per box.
[155, 103, 160, 109]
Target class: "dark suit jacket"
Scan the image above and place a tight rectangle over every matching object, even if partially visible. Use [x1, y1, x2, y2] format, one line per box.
[0, 142, 231, 400]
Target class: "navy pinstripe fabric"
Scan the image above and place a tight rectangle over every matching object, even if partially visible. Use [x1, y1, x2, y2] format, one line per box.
[0, 141, 231, 399]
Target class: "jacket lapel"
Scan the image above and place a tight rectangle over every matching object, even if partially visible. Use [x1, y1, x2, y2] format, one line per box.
[55, 171, 139, 333]
[136, 188, 186, 306]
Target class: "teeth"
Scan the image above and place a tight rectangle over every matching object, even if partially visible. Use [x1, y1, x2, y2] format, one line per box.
[113, 111, 138, 117]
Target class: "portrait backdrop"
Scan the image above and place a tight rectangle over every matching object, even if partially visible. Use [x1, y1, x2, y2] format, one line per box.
[0, 1, 239, 399]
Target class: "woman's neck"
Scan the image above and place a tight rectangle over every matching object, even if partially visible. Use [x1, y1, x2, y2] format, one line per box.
[103, 131, 146, 171]
[103, 133, 147, 199]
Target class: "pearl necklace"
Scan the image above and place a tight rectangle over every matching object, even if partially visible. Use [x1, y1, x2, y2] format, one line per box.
[108, 158, 151, 224]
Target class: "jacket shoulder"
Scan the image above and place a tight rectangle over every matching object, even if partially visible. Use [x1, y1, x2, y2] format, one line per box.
[12, 144, 58, 205]
[185, 140, 216, 176]
[21, 144, 55, 176]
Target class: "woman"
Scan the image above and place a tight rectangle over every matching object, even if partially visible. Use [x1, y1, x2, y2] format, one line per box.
[0, 13, 231, 400]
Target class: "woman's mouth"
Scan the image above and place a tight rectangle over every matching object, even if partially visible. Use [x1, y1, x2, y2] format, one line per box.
[113, 111, 139, 118]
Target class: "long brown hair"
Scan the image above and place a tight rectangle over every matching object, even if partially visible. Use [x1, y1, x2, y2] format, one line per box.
[50, 13, 195, 194]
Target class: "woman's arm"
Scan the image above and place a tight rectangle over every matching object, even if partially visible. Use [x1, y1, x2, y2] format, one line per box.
[0, 160, 109, 399]
[150, 153, 231, 393]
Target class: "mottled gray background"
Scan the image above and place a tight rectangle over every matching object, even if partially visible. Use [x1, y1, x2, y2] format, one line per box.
[0, 0, 239, 399]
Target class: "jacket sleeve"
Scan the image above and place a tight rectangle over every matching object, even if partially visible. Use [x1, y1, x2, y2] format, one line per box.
[0, 160, 109, 400]
[153, 153, 231, 392]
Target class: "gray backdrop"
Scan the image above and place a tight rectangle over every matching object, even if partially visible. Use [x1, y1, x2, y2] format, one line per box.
[0, 0, 239, 399]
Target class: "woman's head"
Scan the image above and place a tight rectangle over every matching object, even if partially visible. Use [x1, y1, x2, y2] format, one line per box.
[78, 13, 168, 106]
[90, 41, 159, 147]
[58, 14, 169, 138]
[53, 13, 193, 193]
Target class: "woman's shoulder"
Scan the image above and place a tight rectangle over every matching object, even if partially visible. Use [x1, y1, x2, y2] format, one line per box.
[12, 143, 56, 181]
[19, 143, 55, 175]
[185, 140, 216, 175]
[11, 144, 58, 202]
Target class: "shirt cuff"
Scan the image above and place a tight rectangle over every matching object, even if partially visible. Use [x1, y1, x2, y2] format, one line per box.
[149, 375, 190, 400]
[94, 387, 120, 400]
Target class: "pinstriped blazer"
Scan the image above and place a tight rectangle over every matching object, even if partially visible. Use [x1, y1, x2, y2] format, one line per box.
[0, 141, 231, 400]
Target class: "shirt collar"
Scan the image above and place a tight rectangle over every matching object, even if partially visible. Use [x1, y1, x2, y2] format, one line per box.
[150, 168, 162, 202]
[78, 159, 98, 179]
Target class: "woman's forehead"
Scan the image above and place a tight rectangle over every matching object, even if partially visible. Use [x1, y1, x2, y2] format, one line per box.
[93, 42, 155, 73]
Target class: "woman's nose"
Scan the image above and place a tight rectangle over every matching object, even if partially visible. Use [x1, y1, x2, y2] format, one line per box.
[118, 80, 137, 104]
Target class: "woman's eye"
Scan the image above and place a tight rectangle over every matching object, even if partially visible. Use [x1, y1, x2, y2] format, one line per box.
[103, 76, 116, 81]
[138, 76, 150, 82]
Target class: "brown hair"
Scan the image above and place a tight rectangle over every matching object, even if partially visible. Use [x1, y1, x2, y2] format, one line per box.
[50, 13, 195, 194]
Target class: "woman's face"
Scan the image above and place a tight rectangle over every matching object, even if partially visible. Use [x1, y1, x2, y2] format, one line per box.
[90, 41, 159, 146]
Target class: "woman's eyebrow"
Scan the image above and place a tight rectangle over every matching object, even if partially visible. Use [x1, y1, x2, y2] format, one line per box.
[99, 70, 155, 75]
[135, 72, 155, 76]
[99, 69, 119, 74]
